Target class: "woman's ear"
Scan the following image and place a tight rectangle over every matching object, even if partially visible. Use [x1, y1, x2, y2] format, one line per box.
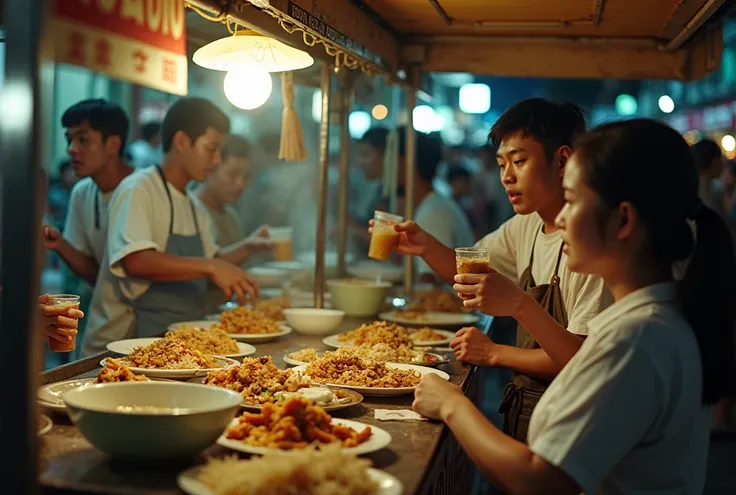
[616, 201, 638, 241]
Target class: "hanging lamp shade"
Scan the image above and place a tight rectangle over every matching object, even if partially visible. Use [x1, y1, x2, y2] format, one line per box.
[193, 31, 314, 73]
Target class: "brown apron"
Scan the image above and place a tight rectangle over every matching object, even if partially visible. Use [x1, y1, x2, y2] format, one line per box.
[498, 228, 567, 443]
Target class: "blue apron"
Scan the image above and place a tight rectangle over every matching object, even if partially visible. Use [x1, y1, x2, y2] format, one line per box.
[133, 166, 207, 337]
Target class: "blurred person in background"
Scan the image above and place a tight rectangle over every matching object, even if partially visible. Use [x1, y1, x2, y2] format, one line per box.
[194, 134, 273, 313]
[691, 139, 726, 217]
[395, 128, 475, 283]
[447, 164, 487, 240]
[127, 121, 163, 169]
[46, 160, 78, 227]
[342, 127, 391, 252]
[43, 99, 135, 361]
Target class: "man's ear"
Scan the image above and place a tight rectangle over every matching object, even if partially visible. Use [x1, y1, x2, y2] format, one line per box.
[557, 145, 573, 177]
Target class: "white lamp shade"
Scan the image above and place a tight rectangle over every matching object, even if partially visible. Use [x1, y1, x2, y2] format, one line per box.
[194, 32, 314, 72]
[223, 66, 273, 110]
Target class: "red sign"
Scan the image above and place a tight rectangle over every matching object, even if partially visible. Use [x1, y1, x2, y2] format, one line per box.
[51, 0, 188, 95]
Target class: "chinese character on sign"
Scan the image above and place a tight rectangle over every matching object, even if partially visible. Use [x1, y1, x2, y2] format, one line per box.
[133, 49, 148, 73]
[162, 58, 177, 84]
[94, 39, 111, 68]
[68, 31, 85, 64]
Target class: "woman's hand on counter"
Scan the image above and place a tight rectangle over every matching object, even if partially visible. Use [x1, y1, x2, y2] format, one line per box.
[38, 294, 83, 343]
[208, 259, 260, 305]
[453, 271, 531, 317]
[412, 374, 466, 421]
[450, 327, 503, 367]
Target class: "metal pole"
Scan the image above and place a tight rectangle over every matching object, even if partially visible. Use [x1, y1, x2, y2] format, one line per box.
[336, 78, 352, 279]
[403, 67, 418, 297]
[0, 0, 51, 492]
[314, 64, 332, 308]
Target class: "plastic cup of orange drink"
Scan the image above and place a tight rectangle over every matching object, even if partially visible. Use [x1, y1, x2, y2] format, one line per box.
[47, 294, 80, 352]
[368, 211, 404, 261]
[455, 248, 491, 300]
[269, 227, 293, 261]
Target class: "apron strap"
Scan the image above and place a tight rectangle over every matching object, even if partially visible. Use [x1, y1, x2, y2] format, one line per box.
[527, 225, 542, 267]
[155, 165, 175, 234]
[93, 185, 101, 230]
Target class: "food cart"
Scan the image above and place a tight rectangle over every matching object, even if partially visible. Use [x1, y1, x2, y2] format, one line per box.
[1, 0, 730, 493]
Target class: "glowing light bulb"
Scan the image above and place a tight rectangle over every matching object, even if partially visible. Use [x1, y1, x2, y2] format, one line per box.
[223, 66, 273, 110]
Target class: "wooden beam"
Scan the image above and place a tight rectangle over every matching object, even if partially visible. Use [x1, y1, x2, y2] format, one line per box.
[407, 28, 723, 81]
[266, 0, 399, 72]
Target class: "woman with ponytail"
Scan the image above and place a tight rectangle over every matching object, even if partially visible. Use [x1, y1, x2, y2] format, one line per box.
[412, 118, 736, 495]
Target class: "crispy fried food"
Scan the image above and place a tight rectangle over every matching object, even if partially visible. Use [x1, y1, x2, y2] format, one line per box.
[253, 298, 289, 321]
[336, 321, 413, 348]
[215, 307, 282, 335]
[305, 352, 421, 388]
[287, 348, 319, 363]
[205, 356, 310, 403]
[126, 339, 220, 369]
[96, 358, 148, 383]
[165, 326, 239, 355]
[410, 327, 446, 342]
[406, 289, 468, 314]
[225, 397, 371, 450]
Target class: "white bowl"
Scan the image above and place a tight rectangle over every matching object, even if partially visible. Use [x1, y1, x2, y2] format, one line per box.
[327, 279, 392, 317]
[247, 266, 288, 288]
[282, 308, 345, 335]
[63, 382, 242, 460]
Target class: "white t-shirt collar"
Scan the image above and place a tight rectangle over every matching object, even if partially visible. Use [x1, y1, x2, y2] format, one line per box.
[587, 282, 679, 335]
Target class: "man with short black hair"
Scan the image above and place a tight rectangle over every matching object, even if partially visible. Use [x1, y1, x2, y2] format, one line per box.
[107, 98, 261, 337]
[42, 99, 136, 357]
[195, 134, 272, 313]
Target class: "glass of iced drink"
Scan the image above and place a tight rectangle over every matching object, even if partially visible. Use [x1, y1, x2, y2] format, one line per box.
[455, 248, 491, 300]
[269, 227, 293, 261]
[47, 294, 80, 352]
[368, 211, 404, 261]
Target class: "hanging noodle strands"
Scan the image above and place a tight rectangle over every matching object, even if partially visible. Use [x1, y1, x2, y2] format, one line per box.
[278, 71, 307, 162]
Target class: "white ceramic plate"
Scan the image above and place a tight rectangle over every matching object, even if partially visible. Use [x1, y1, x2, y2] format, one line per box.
[284, 351, 449, 368]
[106, 337, 256, 360]
[379, 311, 479, 328]
[38, 414, 52, 436]
[347, 260, 405, 283]
[178, 465, 403, 495]
[239, 387, 364, 413]
[409, 329, 456, 347]
[217, 417, 391, 456]
[291, 363, 449, 397]
[37, 377, 176, 413]
[167, 320, 292, 344]
[98, 356, 238, 379]
[322, 329, 456, 349]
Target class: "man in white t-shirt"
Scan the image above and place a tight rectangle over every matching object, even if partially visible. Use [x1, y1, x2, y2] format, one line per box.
[388, 99, 612, 442]
[42, 99, 136, 357]
[394, 128, 474, 282]
[107, 98, 261, 338]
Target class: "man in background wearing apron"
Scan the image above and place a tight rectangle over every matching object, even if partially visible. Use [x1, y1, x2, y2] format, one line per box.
[42, 99, 136, 357]
[387, 98, 612, 442]
[106, 98, 261, 338]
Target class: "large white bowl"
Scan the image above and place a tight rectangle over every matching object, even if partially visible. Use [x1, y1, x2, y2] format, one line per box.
[327, 279, 392, 317]
[63, 382, 242, 460]
[247, 266, 287, 288]
[347, 260, 404, 283]
[282, 308, 345, 335]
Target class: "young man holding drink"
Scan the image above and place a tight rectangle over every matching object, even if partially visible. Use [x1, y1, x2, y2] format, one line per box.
[378, 98, 611, 441]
